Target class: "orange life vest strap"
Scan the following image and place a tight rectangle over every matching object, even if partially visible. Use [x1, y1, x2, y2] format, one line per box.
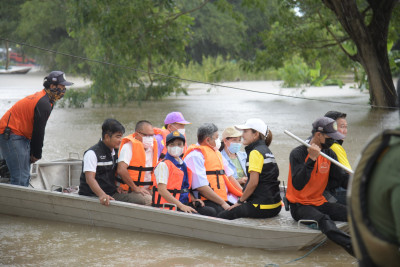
[116, 165, 154, 188]
[205, 170, 225, 189]
[151, 187, 190, 209]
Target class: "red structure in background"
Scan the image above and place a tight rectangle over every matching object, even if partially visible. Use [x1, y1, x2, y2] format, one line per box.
[9, 52, 36, 66]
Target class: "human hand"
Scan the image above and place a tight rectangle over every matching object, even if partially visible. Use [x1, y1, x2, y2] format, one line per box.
[30, 155, 39, 163]
[222, 202, 230, 210]
[99, 194, 114, 206]
[193, 199, 205, 207]
[134, 187, 150, 196]
[227, 202, 240, 211]
[239, 177, 248, 185]
[116, 187, 128, 194]
[307, 143, 321, 161]
[179, 204, 197, 213]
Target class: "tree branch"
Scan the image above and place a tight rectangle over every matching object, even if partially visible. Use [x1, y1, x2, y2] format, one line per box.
[317, 9, 359, 62]
[168, 0, 211, 23]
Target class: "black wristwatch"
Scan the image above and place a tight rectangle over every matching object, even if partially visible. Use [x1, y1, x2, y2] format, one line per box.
[237, 198, 245, 204]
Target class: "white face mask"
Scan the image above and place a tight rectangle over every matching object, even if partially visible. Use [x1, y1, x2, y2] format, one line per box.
[167, 146, 184, 157]
[142, 136, 153, 149]
[215, 138, 221, 151]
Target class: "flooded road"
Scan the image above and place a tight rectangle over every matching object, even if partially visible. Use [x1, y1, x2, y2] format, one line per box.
[0, 70, 398, 266]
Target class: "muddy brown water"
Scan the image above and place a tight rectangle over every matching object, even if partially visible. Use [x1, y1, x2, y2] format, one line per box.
[0, 71, 398, 266]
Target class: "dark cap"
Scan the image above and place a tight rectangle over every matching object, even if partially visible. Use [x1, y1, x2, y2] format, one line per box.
[312, 117, 344, 140]
[324, 111, 347, 121]
[44, 71, 74, 86]
[166, 131, 185, 145]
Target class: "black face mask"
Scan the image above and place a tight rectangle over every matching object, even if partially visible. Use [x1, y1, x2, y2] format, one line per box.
[321, 137, 335, 149]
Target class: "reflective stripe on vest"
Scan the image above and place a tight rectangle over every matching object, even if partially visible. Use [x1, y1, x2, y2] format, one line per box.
[286, 155, 330, 206]
[117, 134, 158, 190]
[152, 159, 192, 210]
[253, 201, 282, 209]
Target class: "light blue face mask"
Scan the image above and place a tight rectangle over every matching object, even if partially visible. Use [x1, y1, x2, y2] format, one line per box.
[228, 142, 242, 154]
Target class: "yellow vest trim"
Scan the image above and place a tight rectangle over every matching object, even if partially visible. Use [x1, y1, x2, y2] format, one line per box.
[253, 201, 282, 209]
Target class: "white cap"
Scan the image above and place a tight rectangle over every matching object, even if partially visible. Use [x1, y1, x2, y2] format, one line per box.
[235, 118, 269, 136]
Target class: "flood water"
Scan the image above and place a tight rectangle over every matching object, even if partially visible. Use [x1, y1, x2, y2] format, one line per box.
[0, 70, 398, 266]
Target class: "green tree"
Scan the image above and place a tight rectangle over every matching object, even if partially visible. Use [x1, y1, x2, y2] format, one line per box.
[251, 0, 400, 108]
[0, 0, 25, 69]
[66, 0, 195, 104]
[184, 0, 246, 63]
[16, 0, 86, 74]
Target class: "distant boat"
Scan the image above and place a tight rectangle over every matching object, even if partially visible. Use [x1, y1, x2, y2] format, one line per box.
[0, 66, 32, 74]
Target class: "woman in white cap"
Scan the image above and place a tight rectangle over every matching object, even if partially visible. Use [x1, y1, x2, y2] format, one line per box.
[218, 119, 281, 220]
[219, 126, 248, 186]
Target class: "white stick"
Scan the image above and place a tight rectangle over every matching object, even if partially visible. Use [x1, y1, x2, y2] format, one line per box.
[284, 130, 354, 174]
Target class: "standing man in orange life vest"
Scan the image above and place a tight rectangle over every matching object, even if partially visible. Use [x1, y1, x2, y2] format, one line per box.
[0, 71, 73, 186]
[183, 123, 243, 217]
[286, 117, 353, 256]
[116, 120, 157, 206]
[154, 112, 191, 160]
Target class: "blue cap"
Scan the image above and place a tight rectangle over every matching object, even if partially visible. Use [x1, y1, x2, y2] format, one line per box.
[166, 131, 185, 144]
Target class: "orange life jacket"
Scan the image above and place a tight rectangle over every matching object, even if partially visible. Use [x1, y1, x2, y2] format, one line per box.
[286, 155, 331, 206]
[154, 127, 188, 159]
[183, 144, 242, 201]
[117, 134, 158, 190]
[0, 90, 50, 139]
[152, 159, 192, 210]
[153, 127, 170, 156]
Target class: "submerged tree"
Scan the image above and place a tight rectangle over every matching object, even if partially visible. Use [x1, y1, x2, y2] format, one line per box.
[251, 0, 399, 108]
[322, 0, 399, 107]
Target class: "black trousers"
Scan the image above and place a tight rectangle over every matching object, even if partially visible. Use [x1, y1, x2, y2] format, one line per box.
[186, 200, 220, 217]
[217, 202, 281, 220]
[289, 201, 354, 256]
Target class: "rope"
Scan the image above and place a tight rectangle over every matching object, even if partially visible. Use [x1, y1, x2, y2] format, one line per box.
[1, 37, 398, 110]
[265, 238, 327, 267]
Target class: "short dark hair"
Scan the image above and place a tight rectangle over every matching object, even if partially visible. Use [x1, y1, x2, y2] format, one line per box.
[197, 123, 218, 143]
[135, 120, 152, 132]
[324, 111, 347, 121]
[102, 118, 125, 139]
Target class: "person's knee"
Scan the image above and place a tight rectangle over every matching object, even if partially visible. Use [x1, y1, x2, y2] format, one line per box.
[198, 206, 217, 217]
[144, 195, 152, 206]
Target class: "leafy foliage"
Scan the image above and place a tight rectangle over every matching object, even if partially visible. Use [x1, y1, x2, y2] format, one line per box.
[66, 0, 192, 104]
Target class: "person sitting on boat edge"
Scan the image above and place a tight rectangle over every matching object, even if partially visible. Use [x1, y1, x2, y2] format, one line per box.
[79, 118, 138, 206]
[286, 117, 353, 256]
[116, 120, 157, 206]
[183, 123, 243, 217]
[153, 131, 215, 215]
[323, 111, 350, 205]
[219, 126, 248, 187]
[0, 71, 73, 186]
[154, 112, 191, 160]
[218, 119, 281, 220]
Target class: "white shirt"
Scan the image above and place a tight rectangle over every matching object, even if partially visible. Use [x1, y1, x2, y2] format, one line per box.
[184, 146, 235, 202]
[118, 141, 154, 188]
[83, 148, 116, 173]
[154, 158, 184, 185]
